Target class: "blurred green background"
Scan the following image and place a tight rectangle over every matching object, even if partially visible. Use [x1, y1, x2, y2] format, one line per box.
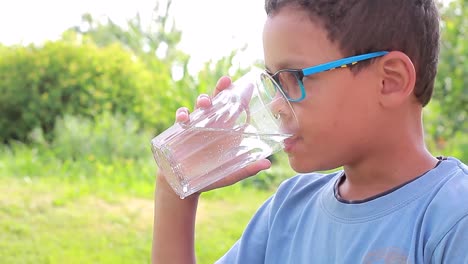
[0, 0, 466, 263]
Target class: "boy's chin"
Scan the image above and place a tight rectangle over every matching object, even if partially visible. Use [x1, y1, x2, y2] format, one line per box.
[288, 156, 339, 174]
[288, 158, 317, 174]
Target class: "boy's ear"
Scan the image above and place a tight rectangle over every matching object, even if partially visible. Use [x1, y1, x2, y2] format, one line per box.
[377, 51, 416, 107]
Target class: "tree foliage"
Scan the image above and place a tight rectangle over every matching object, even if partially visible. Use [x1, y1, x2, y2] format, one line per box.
[0, 0, 249, 143]
[0, 40, 177, 142]
[424, 0, 467, 159]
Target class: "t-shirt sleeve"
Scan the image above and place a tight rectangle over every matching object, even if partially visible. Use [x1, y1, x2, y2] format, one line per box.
[215, 195, 274, 264]
[430, 214, 468, 263]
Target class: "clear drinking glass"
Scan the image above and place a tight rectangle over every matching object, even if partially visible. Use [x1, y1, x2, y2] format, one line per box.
[151, 67, 297, 198]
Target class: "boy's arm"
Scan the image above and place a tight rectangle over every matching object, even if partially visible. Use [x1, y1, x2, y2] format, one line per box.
[151, 77, 230, 264]
[152, 162, 271, 264]
[152, 176, 199, 264]
[151, 76, 271, 263]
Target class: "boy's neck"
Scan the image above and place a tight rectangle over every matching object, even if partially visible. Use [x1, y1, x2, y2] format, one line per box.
[339, 148, 438, 201]
[338, 113, 439, 201]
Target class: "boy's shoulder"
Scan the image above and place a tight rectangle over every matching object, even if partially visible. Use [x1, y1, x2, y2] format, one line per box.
[423, 157, 468, 219]
[272, 170, 340, 203]
[271, 157, 468, 212]
[428, 157, 468, 206]
[280, 170, 340, 188]
[412, 157, 468, 254]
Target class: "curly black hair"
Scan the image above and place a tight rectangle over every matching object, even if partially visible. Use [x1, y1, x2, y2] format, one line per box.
[265, 0, 440, 106]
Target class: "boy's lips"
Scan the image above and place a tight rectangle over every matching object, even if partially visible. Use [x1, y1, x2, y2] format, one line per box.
[283, 136, 299, 153]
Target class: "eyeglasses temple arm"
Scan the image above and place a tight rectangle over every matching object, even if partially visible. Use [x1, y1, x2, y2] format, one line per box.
[302, 51, 389, 76]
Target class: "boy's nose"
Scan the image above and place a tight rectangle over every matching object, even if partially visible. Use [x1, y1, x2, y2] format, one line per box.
[270, 94, 298, 134]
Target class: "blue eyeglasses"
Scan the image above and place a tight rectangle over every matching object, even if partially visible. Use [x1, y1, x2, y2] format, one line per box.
[266, 51, 389, 102]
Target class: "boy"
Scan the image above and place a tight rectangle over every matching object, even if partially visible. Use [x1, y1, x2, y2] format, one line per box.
[152, 0, 468, 263]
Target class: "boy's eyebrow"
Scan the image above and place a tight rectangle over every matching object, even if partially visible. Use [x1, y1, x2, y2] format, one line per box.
[264, 63, 295, 73]
[264, 58, 313, 73]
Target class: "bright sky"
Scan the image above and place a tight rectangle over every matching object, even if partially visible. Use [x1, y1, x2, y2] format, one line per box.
[0, 0, 452, 72]
[0, 0, 266, 70]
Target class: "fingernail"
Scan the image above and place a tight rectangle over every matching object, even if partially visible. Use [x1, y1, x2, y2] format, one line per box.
[216, 76, 229, 87]
[198, 94, 209, 100]
[176, 107, 187, 116]
[176, 111, 188, 120]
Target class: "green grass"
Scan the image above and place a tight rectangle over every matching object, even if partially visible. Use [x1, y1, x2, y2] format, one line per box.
[0, 141, 277, 263]
[0, 176, 152, 263]
[0, 176, 273, 263]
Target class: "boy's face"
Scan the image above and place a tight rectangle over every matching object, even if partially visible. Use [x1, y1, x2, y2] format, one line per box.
[263, 6, 383, 173]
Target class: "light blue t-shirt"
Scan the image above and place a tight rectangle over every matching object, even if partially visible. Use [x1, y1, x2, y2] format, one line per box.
[217, 157, 468, 263]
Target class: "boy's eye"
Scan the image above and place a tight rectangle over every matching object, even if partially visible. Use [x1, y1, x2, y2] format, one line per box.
[277, 71, 302, 99]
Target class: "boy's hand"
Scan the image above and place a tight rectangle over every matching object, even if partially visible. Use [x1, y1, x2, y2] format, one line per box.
[152, 75, 272, 264]
[165, 76, 272, 194]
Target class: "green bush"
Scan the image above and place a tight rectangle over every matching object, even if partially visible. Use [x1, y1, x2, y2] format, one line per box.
[49, 112, 153, 163]
[0, 40, 175, 142]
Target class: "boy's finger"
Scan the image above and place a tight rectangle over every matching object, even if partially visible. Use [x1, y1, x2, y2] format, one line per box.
[175, 107, 190, 123]
[199, 158, 272, 193]
[213, 76, 232, 96]
[196, 94, 211, 109]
